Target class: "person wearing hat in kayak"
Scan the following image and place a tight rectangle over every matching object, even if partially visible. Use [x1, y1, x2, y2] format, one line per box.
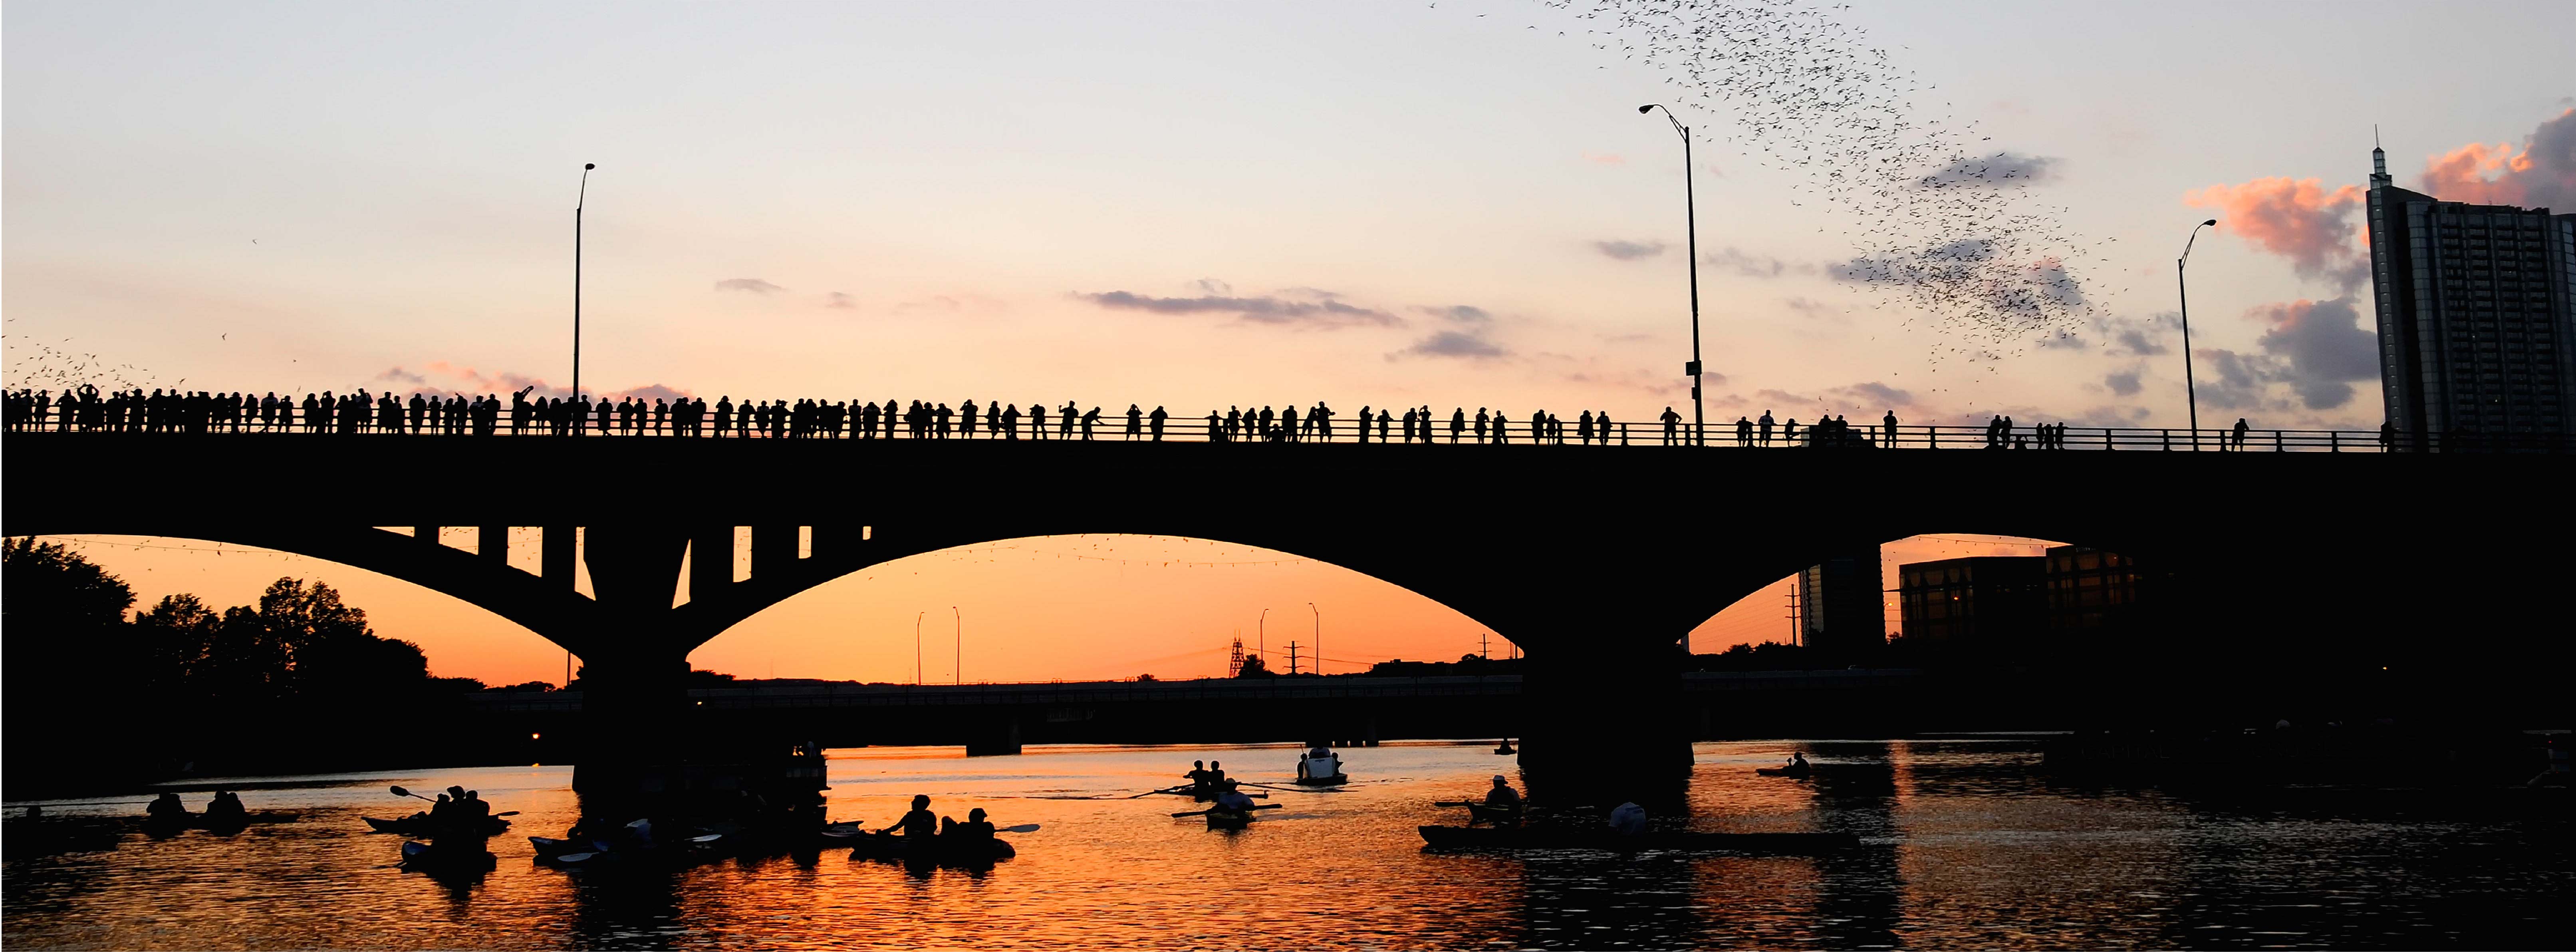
[1482, 775, 1523, 826]
[953, 808, 996, 843]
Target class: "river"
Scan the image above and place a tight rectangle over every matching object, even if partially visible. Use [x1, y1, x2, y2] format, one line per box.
[5, 739, 2567, 949]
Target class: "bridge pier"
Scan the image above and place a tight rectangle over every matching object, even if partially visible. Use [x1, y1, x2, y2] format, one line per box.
[1513, 634, 1692, 808]
[963, 714, 1024, 756]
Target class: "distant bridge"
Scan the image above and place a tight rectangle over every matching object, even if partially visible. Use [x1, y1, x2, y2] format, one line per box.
[5, 431, 2564, 801]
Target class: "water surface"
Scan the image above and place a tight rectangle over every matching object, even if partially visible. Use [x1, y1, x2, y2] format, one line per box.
[6, 739, 2566, 949]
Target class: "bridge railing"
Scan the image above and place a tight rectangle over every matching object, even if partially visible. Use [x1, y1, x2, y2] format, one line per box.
[6, 399, 2567, 453]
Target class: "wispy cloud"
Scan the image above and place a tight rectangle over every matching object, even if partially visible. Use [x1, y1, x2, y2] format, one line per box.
[1592, 240, 1666, 261]
[714, 278, 786, 294]
[1918, 151, 2058, 188]
[1080, 290, 1400, 328]
[1705, 246, 1813, 278]
[1413, 304, 1492, 324]
[825, 291, 856, 309]
[1391, 330, 1508, 360]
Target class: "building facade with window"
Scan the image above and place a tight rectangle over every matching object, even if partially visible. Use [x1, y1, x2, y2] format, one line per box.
[2366, 145, 2576, 448]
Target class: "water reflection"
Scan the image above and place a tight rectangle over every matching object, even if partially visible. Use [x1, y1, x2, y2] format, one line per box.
[4, 740, 2568, 949]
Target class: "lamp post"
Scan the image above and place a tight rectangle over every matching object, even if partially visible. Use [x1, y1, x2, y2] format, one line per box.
[2177, 219, 2217, 449]
[914, 611, 924, 685]
[1307, 602, 1320, 676]
[574, 163, 595, 403]
[1639, 104, 1705, 445]
[952, 606, 961, 685]
[1259, 608, 1270, 667]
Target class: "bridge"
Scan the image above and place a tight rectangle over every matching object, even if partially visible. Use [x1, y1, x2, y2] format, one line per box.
[5, 430, 2565, 804]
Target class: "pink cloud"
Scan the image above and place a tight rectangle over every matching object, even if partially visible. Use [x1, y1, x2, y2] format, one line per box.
[2415, 108, 2576, 210]
[2182, 177, 2364, 280]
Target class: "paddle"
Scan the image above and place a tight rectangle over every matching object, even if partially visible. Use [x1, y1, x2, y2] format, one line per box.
[389, 785, 435, 803]
[998, 823, 1041, 833]
[1433, 801, 1475, 807]
[1170, 804, 1283, 818]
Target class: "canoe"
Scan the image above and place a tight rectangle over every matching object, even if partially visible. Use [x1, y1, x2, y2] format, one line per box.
[365, 815, 510, 837]
[1205, 809, 1254, 831]
[843, 830, 1017, 864]
[1418, 826, 1860, 853]
[399, 840, 497, 872]
[1291, 774, 1348, 787]
[529, 835, 606, 859]
[1754, 766, 1812, 778]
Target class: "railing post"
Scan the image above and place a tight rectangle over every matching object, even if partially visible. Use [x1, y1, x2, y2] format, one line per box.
[1926, 427, 1936, 449]
[2161, 429, 2171, 451]
[2329, 431, 2339, 452]
[2102, 427, 2114, 450]
[2274, 431, 2284, 452]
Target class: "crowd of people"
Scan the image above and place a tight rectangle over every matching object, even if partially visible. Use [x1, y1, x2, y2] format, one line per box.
[2, 386, 2199, 451]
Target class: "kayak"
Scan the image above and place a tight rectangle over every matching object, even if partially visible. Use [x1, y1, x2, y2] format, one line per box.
[844, 830, 1017, 864]
[1205, 809, 1254, 831]
[365, 815, 510, 837]
[1291, 774, 1348, 787]
[1418, 826, 1860, 853]
[399, 840, 497, 873]
[530, 835, 606, 859]
[1464, 802, 1522, 825]
[1755, 766, 1812, 778]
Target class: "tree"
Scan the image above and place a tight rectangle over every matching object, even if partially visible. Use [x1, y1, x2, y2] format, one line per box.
[1233, 654, 1273, 678]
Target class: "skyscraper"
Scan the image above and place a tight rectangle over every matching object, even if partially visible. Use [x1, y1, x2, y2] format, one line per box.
[1795, 546, 1885, 660]
[2366, 144, 2576, 449]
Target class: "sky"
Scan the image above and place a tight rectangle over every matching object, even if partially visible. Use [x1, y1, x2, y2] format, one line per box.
[7, 1, 2570, 686]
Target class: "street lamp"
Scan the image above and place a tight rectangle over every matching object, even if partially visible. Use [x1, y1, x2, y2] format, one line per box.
[952, 606, 961, 685]
[1308, 602, 1320, 676]
[914, 610, 924, 685]
[574, 163, 596, 403]
[1259, 608, 1270, 666]
[1639, 104, 1705, 445]
[2177, 219, 2217, 449]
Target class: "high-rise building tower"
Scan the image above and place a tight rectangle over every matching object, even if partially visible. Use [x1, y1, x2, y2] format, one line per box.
[1795, 546, 1886, 660]
[2366, 143, 2576, 448]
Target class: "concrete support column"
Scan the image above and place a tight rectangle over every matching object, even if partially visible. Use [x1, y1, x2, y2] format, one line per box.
[478, 526, 507, 565]
[689, 526, 732, 601]
[542, 526, 576, 589]
[965, 713, 1024, 756]
[414, 525, 439, 544]
[1515, 630, 1692, 808]
[749, 525, 796, 578]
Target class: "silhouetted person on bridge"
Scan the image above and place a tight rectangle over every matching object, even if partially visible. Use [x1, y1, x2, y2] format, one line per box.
[1125, 404, 1142, 439]
[1028, 402, 1047, 439]
[1060, 401, 1078, 439]
[2232, 417, 2250, 450]
[1758, 410, 1775, 446]
[1449, 407, 1465, 443]
[1150, 405, 1168, 441]
[1081, 405, 1100, 439]
[1001, 403, 1021, 439]
[2380, 421, 2396, 451]
[1378, 407, 1392, 442]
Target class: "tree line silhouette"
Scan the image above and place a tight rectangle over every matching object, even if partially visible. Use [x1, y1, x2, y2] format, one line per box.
[2, 540, 518, 796]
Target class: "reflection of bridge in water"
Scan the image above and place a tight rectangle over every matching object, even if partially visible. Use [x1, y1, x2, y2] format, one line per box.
[6, 431, 2563, 803]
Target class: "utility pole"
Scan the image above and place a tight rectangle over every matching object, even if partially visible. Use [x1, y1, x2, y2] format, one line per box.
[1308, 602, 1320, 676]
[1480, 631, 1490, 660]
[1639, 105, 1705, 445]
[1286, 641, 1302, 676]
[573, 163, 594, 403]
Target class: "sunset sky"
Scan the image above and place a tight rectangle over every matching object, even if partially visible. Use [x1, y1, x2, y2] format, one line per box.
[8, 1, 2570, 686]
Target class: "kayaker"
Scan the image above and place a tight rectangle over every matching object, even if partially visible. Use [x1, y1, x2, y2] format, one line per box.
[878, 795, 939, 839]
[1789, 753, 1811, 775]
[203, 791, 247, 822]
[427, 793, 455, 830]
[1482, 776, 1522, 812]
[953, 808, 996, 842]
[1213, 787, 1258, 814]
[145, 792, 189, 821]
[1608, 802, 1647, 837]
[1182, 760, 1212, 793]
[1206, 761, 1228, 789]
